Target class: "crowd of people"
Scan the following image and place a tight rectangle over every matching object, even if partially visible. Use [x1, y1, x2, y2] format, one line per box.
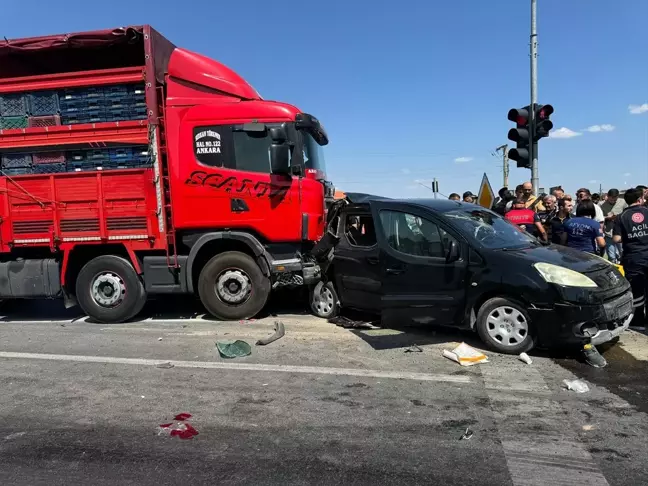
[450, 182, 648, 343]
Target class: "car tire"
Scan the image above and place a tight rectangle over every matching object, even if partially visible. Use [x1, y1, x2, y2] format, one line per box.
[476, 297, 536, 354]
[76, 255, 147, 324]
[198, 251, 270, 320]
[309, 281, 339, 319]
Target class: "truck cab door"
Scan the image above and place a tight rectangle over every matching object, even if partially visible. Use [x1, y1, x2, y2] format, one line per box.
[331, 209, 381, 312]
[372, 204, 469, 326]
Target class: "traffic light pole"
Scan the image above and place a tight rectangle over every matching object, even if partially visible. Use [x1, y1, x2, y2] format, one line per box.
[530, 0, 539, 194]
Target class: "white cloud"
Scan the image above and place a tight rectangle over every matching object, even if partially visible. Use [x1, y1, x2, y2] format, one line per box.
[549, 127, 582, 139]
[623, 172, 631, 177]
[454, 156, 473, 163]
[588, 179, 598, 184]
[629, 103, 648, 115]
[401, 168, 411, 175]
[583, 124, 615, 133]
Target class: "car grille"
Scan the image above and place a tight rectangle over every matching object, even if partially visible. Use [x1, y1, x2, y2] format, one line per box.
[603, 291, 633, 321]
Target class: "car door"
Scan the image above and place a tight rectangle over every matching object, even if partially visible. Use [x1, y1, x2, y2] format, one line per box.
[331, 210, 382, 312]
[373, 204, 469, 326]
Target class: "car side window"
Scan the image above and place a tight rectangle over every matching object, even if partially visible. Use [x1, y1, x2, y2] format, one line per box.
[380, 210, 452, 258]
[345, 214, 377, 247]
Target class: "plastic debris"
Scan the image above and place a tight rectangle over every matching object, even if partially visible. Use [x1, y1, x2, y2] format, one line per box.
[329, 316, 379, 329]
[459, 428, 474, 440]
[157, 337, 163, 341]
[155, 361, 174, 369]
[158, 412, 198, 440]
[256, 320, 285, 346]
[563, 379, 590, 393]
[404, 344, 423, 353]
[216, 339, 252, 359]
[518, 352, 533, 365]
[582, 424, 596, 431]
[443, 342, 489, 366]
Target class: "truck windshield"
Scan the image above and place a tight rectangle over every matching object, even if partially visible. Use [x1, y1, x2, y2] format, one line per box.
[441, 208, 538, 249]
[302, 132, 327, 174]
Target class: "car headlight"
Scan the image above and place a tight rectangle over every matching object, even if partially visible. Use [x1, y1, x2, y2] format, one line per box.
[533, 262, 597, 288]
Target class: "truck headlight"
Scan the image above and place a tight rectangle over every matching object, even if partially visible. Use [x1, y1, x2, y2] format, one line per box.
[533, 262, 597, 288]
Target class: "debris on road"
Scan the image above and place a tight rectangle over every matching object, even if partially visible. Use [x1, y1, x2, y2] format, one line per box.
[518, 352, 533, 365]
[256, 320, 285, 346]
[216, 339, 252, 359]
[404, 344, 423, 353]
[443, 343, 488, 366]
[459, 428, 474, 440]
[158, 412, 198, 440]
[157, 337, 163, 341]
[155, 361, 175, 369]
[563, 379, 590, 393]
[329, 316, 379, 329]
[582, 424, 596, 431]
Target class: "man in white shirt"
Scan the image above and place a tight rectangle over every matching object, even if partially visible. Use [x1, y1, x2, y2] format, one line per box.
[572, 188, 605, 228]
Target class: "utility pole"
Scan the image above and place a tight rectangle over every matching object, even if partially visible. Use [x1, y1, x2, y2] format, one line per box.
[432, 178, 439, 199]
[496, 144, 509, 187]
[530, 0, 539, 194]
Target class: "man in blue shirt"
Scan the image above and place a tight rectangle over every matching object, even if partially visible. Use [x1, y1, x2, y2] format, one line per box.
[562, 200, 606, 255]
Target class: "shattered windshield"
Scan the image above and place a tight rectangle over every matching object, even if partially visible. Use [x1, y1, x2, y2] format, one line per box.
[442, 208, 537, 249]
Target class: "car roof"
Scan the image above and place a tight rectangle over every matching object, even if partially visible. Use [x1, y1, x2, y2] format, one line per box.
[344, 193, 477, 214]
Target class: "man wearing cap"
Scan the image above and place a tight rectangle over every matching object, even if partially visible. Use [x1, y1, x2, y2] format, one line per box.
[463, 191, 476, 203]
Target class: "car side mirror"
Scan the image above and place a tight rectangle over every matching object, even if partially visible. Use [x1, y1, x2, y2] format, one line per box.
[446, 240, 460, 263]
[269, 125, 290, 174]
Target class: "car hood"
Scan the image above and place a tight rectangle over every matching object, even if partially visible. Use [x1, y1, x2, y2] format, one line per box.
[494, 244, 611, 274]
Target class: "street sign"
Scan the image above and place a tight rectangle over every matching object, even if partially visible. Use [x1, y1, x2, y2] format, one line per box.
[477, 173, 495, 209]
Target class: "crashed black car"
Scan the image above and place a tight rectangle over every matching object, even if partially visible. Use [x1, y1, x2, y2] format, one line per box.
[309, 194, 633, 354]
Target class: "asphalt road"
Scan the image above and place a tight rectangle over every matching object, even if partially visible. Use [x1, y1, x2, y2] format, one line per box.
[0, 298, 647, 486]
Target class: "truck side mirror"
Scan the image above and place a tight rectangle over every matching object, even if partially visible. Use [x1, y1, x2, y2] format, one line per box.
[269, 126, 290, 175]
[446, 240, 460, 263]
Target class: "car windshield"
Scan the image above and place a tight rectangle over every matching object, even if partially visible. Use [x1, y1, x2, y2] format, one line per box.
[302, 132, 327, 174]
[441, 208, 538, 249]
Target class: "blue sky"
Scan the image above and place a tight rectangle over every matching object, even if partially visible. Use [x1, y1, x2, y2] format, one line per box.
[2, 0, 647, 198]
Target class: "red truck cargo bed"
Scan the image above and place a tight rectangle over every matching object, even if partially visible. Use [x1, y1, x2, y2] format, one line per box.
[0, 169, 162, 251]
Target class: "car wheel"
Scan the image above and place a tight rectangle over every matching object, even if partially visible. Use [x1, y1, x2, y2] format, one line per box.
[309, 281, 339, 319]
[198, 251, 270, 320]
[476, 297, 536, 354]
[76, 255, 147, 324]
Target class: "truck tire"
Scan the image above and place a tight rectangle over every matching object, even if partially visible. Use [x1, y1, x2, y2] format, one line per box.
[309, 281, 339, 319]
[198, 251, 270, 320]
[476, 297, 536, 354]
[76, 255, 147, 323]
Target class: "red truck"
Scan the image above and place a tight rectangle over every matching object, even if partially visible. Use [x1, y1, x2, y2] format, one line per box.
[0, 26, 332, 322]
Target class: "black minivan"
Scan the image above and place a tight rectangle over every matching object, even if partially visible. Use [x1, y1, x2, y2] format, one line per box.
[310, 195, 634, 354]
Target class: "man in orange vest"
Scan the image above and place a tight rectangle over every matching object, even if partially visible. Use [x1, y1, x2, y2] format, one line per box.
[505, 198, 548, 242]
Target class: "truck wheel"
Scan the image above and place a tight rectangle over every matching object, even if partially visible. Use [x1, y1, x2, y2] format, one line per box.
[198, 251, 270, 320]
[310, 281, 339, 319]
[76, 255, 146, 323]
[476, 297, 536, 354]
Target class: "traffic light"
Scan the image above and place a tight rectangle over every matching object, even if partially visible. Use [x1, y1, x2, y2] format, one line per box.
[507, 106, 531, 169]
[533, 104, 554, 140]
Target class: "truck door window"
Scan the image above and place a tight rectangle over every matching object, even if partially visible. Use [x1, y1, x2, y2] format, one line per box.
[345, 214, 377, 247]
[380, 210, 450, 258]
[233, 130, 275, 174]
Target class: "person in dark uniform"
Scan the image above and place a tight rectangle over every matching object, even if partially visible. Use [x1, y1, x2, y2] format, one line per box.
[613, 188, 648, 330]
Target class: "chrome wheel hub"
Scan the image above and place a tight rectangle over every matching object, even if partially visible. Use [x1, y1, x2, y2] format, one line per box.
[216, 270, 251, 304]
[486, 306, 529, 347]
[91, 272, 125, 307]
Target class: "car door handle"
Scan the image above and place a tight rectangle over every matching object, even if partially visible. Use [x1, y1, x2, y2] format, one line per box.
[366, 256, 379, 265]
[386, 268, 404, 275]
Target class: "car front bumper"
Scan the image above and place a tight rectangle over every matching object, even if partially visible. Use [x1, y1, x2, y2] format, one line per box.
[527, 290, 634, 348]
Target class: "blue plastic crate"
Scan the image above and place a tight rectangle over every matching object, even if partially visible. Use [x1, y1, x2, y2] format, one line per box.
[59, 87, 105, 102]
[66, 150, 86, 162]
[0, 93, 28, 116]
[2, 167, 33, 176]
[33, 162, 66, 174]
[1, 153, 33, 168]
[66, 160, 102, 172]
[61, 112, 106, 125]
[86, 149, 110, 163]
[131, 146, 150, 164]
[108, 147, 133, 162]
[28, 91, 60, 116]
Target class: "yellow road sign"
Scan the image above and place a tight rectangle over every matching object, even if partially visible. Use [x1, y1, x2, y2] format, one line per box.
[477, 173, 495, 209]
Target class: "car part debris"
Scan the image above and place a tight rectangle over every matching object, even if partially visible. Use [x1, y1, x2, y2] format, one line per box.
[443, 342, 489, 366]
[216, 339, 252, 358]
[563, 379, 590, 393]
[328, 315, 378, 329]
[155, 361, 174, 369]
[256, 320, 285, 346]
[459, 428, 474, 440]
[158, 412, 198, 440]
[404, 344, 423, 353]
[582, 424, 596, 431]
[518, 352, 532, 365]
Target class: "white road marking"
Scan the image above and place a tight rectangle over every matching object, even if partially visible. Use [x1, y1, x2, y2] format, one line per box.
[0, 351, 471, 384]
[481, 361, 609, 486]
